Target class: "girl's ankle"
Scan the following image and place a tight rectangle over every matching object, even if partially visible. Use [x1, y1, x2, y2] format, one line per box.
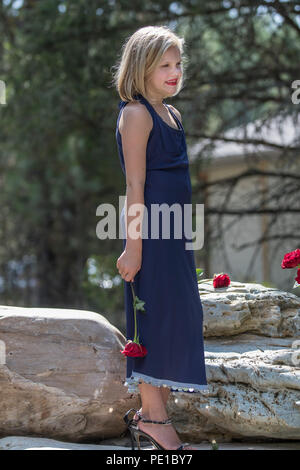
[142, 412, 169, 422]
[136, 407, 169, 422]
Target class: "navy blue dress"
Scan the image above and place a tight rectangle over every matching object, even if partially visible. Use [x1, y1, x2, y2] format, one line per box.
[116, 93, 208, 394]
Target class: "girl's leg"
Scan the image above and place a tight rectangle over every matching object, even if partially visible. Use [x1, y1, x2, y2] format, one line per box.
[160, 386, 171, 407]
[133, 380, 186, 449]
[134, 384, 170, 419]
[137, 382, 169, 419]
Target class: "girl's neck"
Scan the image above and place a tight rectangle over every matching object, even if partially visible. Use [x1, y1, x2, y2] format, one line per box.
[144, 91, 164, 106]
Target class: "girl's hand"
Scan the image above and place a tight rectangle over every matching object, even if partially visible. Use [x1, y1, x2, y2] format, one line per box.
[116, 248, 142, 282]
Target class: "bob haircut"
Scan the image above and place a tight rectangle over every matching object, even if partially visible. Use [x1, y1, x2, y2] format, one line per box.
[111, 25, 187, 102]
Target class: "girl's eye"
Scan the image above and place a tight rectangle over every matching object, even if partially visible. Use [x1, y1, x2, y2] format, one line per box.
[162, 63, 181, 67]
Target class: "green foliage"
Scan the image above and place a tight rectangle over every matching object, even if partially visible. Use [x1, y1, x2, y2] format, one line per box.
[0, 1, 297, 323]
[196, 267, 204, 281]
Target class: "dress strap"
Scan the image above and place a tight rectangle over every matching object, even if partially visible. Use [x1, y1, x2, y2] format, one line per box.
[117, 100, 129, 135]
[118, 99, 126, 110]
[164, 104, 183, 131]
[135, 93, 158, 121]
[120, 94, 182, 132]
[119, 94, 158, 124]
[137, 93, 183, 131]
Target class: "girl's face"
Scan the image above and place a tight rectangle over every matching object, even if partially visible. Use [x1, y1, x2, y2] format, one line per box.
[146, 46, 182, 98]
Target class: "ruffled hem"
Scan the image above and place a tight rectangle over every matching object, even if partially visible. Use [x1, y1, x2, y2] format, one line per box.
[124, 371, 210, 394]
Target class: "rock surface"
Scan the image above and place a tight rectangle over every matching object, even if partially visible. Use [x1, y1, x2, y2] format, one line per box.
[198, 280, 300, 337]
[165, 280, 300, 442]
[1, 435, 300, 450]
[0, 307, 139, 441]
[0, 435, 128, 450]
[0, 280, 299, 442]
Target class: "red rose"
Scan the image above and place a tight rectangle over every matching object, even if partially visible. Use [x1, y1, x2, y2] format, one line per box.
[213, 273, 231, 288]
[295, 268, 300, 285]
[281, 249, 300, 269]
[120, 340, 148, 358]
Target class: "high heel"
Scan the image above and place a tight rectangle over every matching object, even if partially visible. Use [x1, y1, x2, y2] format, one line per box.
[122, 408, 193, 451]
[120, 408, 137, 448]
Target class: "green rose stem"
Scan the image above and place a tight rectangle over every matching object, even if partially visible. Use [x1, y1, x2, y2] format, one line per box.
[130, 282, 139, 344]
[130, 281, 146, 345]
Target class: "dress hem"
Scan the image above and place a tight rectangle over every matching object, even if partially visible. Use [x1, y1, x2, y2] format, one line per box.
[124, 371, 210, 394]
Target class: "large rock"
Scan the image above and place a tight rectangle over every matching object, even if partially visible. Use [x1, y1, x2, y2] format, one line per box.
[0, 280, 299, 443]
[0, 307, 138, 441]
[198, 280, 300, 337]
[0, 435, 129, 450]
[1, 435, 300, 450]
[166, 280, 300, 442]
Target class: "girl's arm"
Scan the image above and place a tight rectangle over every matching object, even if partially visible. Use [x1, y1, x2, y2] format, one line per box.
[119, 101, 152, 253]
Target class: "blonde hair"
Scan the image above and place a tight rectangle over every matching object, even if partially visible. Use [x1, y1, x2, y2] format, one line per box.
[111, 25, 187, 102]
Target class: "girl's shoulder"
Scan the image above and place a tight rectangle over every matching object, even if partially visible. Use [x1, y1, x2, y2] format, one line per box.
[118, 100, 153, 134]
[121, 99, 152, 121]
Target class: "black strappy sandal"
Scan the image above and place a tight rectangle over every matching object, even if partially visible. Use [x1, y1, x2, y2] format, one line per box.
[122, 408, 193, 450]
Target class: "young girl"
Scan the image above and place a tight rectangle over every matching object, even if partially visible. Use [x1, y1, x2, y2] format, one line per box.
[113, 25, 208, 450]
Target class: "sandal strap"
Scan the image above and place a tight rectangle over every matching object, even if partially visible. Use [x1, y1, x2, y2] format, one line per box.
[136, 409, 172, 425]
[141, 417, 172, 424]
[177, 442, 191, 450]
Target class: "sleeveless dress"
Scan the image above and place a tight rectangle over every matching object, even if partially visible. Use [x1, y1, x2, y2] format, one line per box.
[116, 93, 209, 394]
